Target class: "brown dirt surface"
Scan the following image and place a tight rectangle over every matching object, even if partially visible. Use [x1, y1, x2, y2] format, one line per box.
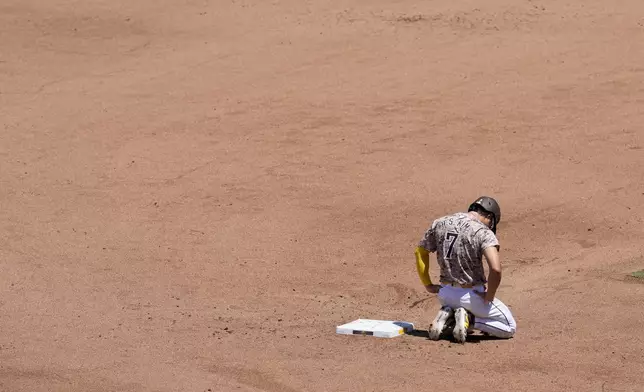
[2, 0, 644, 391]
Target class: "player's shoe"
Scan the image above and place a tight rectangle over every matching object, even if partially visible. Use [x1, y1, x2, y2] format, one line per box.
[453, 307, 472, 344]
[428, 306, 454, 341]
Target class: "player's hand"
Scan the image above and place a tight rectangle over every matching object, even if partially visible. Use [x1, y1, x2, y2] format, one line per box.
[474, 290, 494, 304]
[425, 284, 441, 294]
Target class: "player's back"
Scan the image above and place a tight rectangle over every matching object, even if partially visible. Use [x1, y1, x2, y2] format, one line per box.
[430, 212, 498, 285]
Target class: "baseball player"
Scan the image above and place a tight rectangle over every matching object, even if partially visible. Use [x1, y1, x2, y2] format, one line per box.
[415, 196, 516, 343]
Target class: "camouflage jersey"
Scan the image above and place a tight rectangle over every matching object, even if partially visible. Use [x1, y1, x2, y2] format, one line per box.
[418, 212, 499, 286]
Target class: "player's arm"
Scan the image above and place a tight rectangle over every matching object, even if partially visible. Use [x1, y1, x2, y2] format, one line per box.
[415, 246, 432, 286]
[415, 246, 441, 293]
[482, 246, 502, 302]
[415, 223, 435, 287]
[415, 224, 441, 293]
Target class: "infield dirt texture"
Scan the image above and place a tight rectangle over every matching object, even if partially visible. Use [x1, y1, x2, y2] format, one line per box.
[1, 0, 643, 391]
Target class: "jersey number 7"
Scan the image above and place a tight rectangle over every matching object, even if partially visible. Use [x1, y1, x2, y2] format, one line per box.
[445, 232, 459, 258]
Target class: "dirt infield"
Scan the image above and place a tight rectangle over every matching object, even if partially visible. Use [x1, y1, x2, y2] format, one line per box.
[1, 0, 644, 391]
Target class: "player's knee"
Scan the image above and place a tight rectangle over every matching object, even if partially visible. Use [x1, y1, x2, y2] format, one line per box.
[493, 320, 516, 339]
[508, 317, 517, 337]
[494, 327, 515, 339]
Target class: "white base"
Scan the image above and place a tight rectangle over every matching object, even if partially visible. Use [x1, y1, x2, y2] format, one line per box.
[336, 319, 414, 338]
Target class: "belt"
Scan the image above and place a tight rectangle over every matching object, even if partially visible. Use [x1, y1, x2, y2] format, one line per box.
[441, 281, 474, 288]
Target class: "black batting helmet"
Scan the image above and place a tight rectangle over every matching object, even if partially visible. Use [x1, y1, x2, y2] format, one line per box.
[468, 196, 501, 233]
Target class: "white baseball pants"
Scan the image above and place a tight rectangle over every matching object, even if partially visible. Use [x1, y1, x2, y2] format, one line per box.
[438, 285, 516, 338]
